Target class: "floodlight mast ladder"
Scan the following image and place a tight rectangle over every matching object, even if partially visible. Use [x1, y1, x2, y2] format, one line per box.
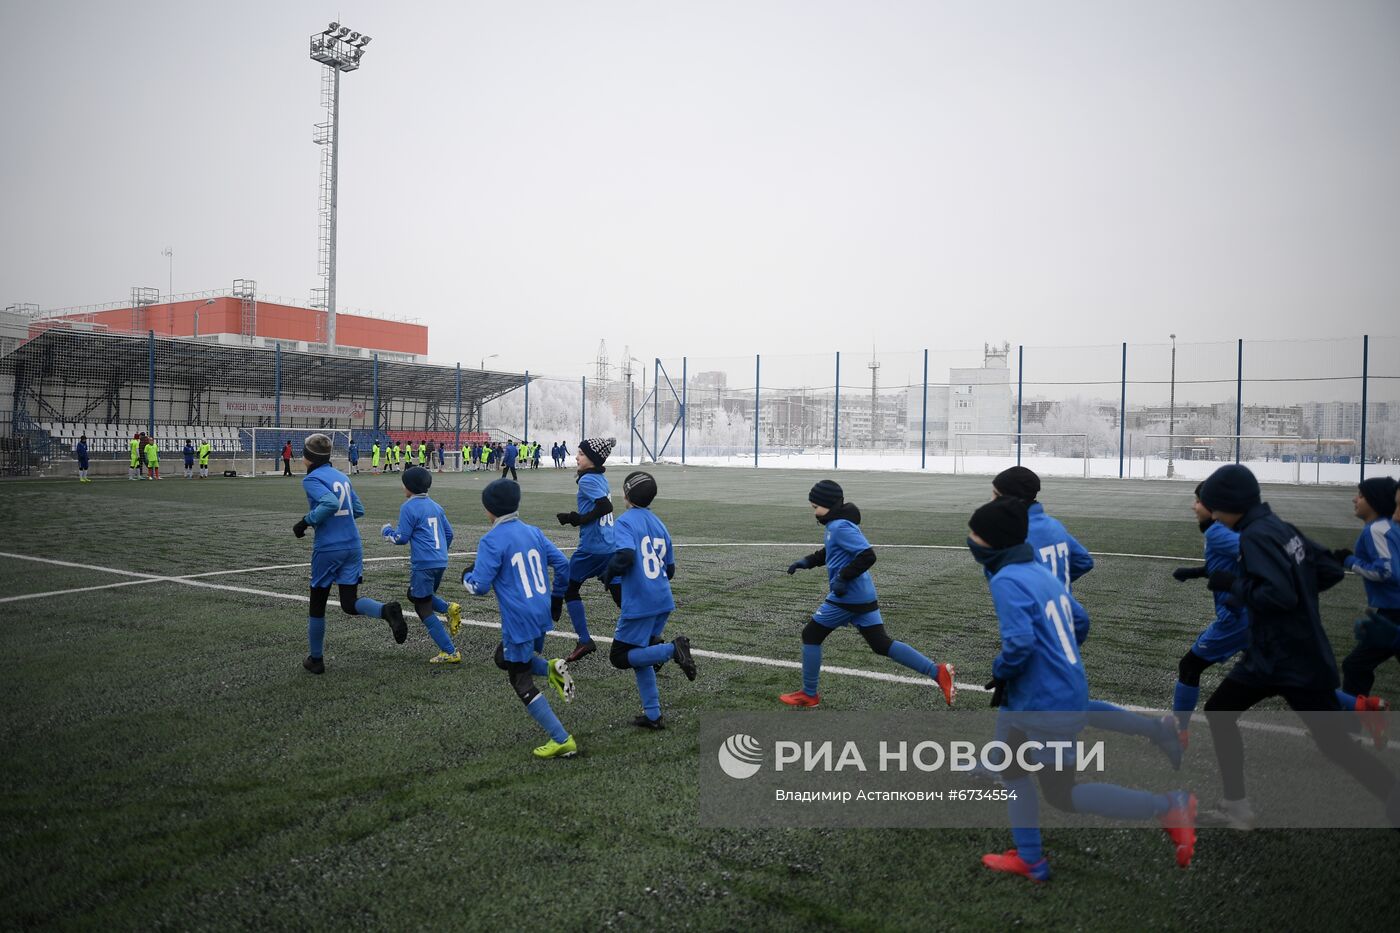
[309, 22, 372, 356]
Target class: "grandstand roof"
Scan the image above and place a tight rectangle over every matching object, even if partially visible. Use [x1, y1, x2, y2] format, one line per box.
[4, 328, 526, 405]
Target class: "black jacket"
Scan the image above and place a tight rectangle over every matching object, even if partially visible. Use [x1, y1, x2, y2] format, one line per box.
[1228, 502, 1345, 690]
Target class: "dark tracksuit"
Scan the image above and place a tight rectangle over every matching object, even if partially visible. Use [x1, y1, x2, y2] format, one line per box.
[1203, 502, 1398, 806]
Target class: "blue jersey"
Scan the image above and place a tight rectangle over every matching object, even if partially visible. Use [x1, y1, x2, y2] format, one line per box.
[1347, 518, 1400, 609]
[988, 557, 1090, 711]
[75, 441, 88, 463]
[348, 443, 359, 463]
[504, 443, 518, 466]
[183, 444, 195, 464]
[301, 464, 365, 553]
[1026, 503, 1094, 590]
[576, 471, 616, 554]
[463, 516, 569, 644]
[612, 507, 676, 619]
[385, 495, 454, 569]
[823, 517, 878, 605]
[1204, 521, 1249, 625]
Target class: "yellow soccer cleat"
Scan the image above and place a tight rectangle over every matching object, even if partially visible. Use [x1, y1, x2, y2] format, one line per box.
[446, 602, 462, 639]
[532, 735, 578, 759]
[429, 650, 462, 665]
[547, 658, 576, 703]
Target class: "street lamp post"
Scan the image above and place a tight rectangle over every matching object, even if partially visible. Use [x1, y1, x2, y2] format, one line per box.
[1167, 334, 1177, 478]
[192, 298, 215, 339]
[163, 247, 173, 330]
[481, 354, 499, 370]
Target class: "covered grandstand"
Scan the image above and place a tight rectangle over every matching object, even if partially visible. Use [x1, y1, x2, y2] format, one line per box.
[1, 327, 526, 475]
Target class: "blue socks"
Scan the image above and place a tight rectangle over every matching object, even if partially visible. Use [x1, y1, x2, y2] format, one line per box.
[565, 599, 593, 643]
[421, 613, 455, 653]
[354, 597, 385, 618]
[627, 643, 675, 668]
[526, 694, 569, 743]
[1005, 776, 1042, 864]
[1071, 784, 1171, 820]
[431, 595, 450, 613]
[888, 641, 935, 677]
[635, 667, 662, 721]
[531, 655, 550, 676]
[308, 616, 326, 658]
[1173, 681, 1199, 731]
[801, 643, 822, 696]
[1085, 699, 1158, 737]
[1336, 689, 1359, 711]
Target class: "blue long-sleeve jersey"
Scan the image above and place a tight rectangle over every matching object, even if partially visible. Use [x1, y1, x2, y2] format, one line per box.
[1346, 518, 1400, 609]
[612, 507, 676, 619]
[463, 516, 569, 644]
[820, 507, 878, 605]
[504, 442, 518, 467]
[301, 463, 365, 553]
[182, 443, 195, 464]
[988, 556, 1090, 711]
[576, 471, 616, 554]
[383, 494, 454, 569]
[1026, 502, 1094, 590]
[1204, 521, 1249, 626]
[75, 441, 88, 463]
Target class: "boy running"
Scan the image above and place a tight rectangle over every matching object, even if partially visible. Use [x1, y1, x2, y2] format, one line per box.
[555, 437, 619, 662]
[463, 479, 579, 759]
[294, 432, 408, 674]
[782, 479, 955, 707]
[606, 471, 697, 728]
[380, 466, 463, 664]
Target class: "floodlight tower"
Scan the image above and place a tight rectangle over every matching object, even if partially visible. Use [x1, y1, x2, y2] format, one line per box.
[868, 351, 881, 447]
[309, 22, 372, 355]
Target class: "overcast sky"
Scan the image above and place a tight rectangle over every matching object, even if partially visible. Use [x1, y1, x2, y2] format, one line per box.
[2, 0, 1398, 379]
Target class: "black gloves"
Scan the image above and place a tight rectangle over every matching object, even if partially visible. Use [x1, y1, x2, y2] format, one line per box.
[985, 677, 1007, 708]
[293, 519, 310, 538]
[556, 512, 580, 527]
[787, 558, 809, 575]
[1172, 566, 1209, 582]
[665, 564, 675, 580]
[460, 562, 476, 587]
[1330, 549, 1353, 565]
[550, 595, 564, 622]
[1207, 570, 1237, 593]
[830, 576, 850, 597]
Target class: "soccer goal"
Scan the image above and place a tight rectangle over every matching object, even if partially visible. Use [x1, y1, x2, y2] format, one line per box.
[952, 433, 1090, 478]
[235, 428, 353, 477]
[1140, 434, 1303, 484]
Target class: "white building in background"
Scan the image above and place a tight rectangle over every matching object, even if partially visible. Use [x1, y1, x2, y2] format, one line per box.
[908, 342, 1014, 452]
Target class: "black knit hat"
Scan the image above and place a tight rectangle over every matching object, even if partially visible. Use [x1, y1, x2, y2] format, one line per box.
[1359, 477, 1398, 519]
[579, 436, 616, 466]
[1199, 464, 1261, 513]
[993, 466, 1041, 501]
[402, 466, 432, 495]
[303, 433, 333, 466]
[482, 478, 521, 516]
[623, 471, 658, 508]
[809, 479, 844, 509]
[969, 497, 1030, 550]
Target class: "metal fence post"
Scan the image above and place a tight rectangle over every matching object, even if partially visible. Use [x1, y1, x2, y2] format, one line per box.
[454, 362, 462, 449]
[629, 379, 635, 464]
[1235, 338, 1243, 463]
[1016, 345, 1023, 466]
[681, 356, 687, 465]
[653, 359, 660, 462]
[1360, 334, 1370, 481]
[523, 370, 530, 442]
[1119, 342, 1126, 478]
[147, 330, 155, 436]
[834, 351, 841, 470]
[372, 353, 380, 437]
[921, 348, 928, 470]
[274, 341, 281, 427]
[580, 376, 586, 442]
[754, 354, 760, 467]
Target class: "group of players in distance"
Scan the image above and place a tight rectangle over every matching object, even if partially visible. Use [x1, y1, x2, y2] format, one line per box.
[288, 430, 1400, 882]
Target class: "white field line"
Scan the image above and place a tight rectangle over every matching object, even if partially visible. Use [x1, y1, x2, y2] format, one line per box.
[0, 550, 1382, 747]
[0, 578, 166, 604]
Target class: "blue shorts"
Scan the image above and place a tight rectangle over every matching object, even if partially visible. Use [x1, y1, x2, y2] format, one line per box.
[1192, 618, 1250, 663]
[568, 549, 613, 585]
[812, 600, 883, 629]
[310, 548, 364, 589]
[78, 459, 89, 469]
[408, 566, 446, 601]
[616, 612, 670, 647]
[501, 635, 547, 663]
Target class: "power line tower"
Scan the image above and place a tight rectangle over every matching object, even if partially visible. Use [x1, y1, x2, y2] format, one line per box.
[594, 340, 610, 405]
[308, 21, 372, 355]
[868, 350, 881, 447]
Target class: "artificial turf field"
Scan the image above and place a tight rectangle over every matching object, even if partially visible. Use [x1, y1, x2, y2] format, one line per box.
[2, 463, 1398, 931]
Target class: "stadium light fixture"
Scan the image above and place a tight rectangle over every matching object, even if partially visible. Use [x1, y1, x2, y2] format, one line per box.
[324, 22, 339, 35]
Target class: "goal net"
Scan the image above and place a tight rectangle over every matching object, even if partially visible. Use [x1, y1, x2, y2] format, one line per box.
[953, 432, 1090, 478]
[1140, 434, 1305, 483]
[235, 428, 353, 477]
